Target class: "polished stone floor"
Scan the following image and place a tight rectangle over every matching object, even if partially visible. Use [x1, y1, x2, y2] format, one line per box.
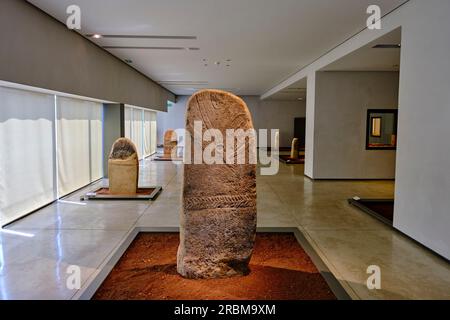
[1, 156, 450, 300]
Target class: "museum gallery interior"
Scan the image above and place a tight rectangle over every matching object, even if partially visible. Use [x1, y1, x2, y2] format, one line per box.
[0, 0, 449, 301]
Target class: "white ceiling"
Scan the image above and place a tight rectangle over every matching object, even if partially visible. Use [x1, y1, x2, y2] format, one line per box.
[322, 27, 401, 71]
[29, 0, 406, 97]
[269, 28, 402, 100]
[268, 78, 307, 101]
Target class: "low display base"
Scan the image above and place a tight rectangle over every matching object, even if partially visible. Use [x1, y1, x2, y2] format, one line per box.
[279, 155, 305, 164]
[93, 232, 339, 300]
[153, 156, 183, 162]
[348, 198, 394, 225]
[81, 187, 162, 201]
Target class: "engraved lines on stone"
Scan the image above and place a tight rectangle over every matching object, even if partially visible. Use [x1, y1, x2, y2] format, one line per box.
[185, 194, 256, 210]
[191, 93, 251, 165]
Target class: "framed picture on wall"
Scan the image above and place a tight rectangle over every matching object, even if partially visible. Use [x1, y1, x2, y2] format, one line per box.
[366, 109, 398, 150]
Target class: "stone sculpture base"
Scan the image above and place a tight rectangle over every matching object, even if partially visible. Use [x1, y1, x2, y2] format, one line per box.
[108, 159, 139, 195]
[108, 138, 139, 195]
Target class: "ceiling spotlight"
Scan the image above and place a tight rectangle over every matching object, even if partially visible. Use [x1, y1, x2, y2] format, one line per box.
[204, 64, 208, 67]
[214, 61, 221, 65]
[202, 58, 207, 62]
[226, 64, 231, 67]
[226, 59, 232, 62]
[92, 34, 103, 39]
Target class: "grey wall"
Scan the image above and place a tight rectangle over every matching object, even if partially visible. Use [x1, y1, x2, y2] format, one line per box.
[0, 0, 174, 111]
[312, 71, 399, 179]
[156, 95, 306, 148]
[299, 0, 450, 259]
[393, 0, 450, 260]
[244, 96, 306, 148]
[156, 96, 189, 146]
[103, 104, 124, 177]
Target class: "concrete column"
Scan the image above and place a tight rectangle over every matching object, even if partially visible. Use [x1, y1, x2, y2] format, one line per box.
[304, 72, 316, 179]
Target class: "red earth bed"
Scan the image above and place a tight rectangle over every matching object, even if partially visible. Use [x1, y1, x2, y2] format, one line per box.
[93, 233, 336, 300]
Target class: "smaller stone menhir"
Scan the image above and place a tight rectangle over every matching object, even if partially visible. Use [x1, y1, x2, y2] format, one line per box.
[108, 138, 139, 195]
[164, 129, 178, 158]
[290, 138, 300, 159]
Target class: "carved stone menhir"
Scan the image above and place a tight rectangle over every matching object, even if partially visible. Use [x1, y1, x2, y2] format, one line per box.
[164, 130, 178, 157]
[177, 89, 257, 279]
[290, 138, 300, 159]
[108, 138, 139, 195]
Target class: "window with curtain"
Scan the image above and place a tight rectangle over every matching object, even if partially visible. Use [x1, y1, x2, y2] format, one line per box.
[144, 110, 156, 157]
[125, 106, 157, 159]
[0, 86, 104, 226]
[124, 106, 132, 141]
[0, 87, 56, 226]
[56, 97, 103, 197]
[132, 108, 144, 159]
[144, 111, 153, 157]
[150, 112, 157, 155]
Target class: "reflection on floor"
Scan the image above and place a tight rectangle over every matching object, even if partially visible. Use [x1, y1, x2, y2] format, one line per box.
[1, 157, 450, 299]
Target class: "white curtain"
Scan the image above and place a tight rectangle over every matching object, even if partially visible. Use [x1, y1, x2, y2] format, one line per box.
[0, 87, 56, 226]
[124, 106, 132, 140]
[132, 108, 144, 159]
[89, 104, 103, 181]
[150, 112, 157, 155]
[144, 111, 152, 157]
[57, 97, 103, 197]
[125, 106, 156, 158]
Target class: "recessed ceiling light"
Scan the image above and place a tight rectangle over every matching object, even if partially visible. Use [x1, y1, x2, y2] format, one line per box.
[226, 64, 231, 67]
[204, 64, 208, 67]
[86, 35, 197, 40]
[226, 59, 232, 62]
[92, 34, 103, 39]
[214, 61, 221, 65]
